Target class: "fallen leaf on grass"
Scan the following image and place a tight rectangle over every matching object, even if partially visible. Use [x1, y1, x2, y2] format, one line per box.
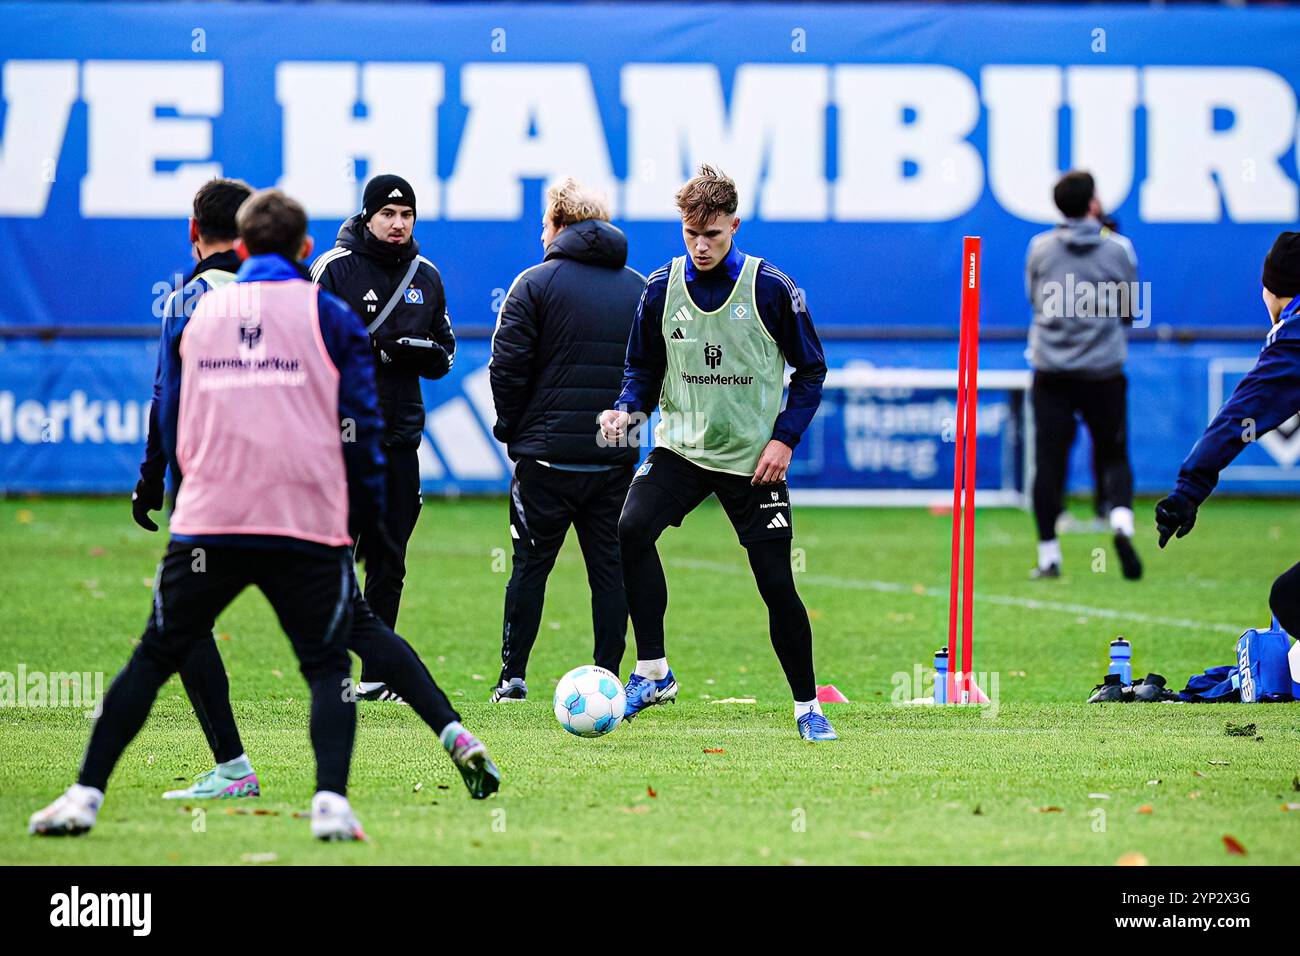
[1193, 770, 1206, 778]
[1224, 722, 1257, 737]
[1136, 804, 1154, 814]
[703, 748, 725, 754]
[1281, 803, 1300, 812]
[647, 785, 657, 798]
[1188, 792, 1201, 800]
[1035, 806, 1063, 813]
[16, 509, 33, 524]
[217, 632, 232, 642]
[1222, 835, 1247, 856]
[1115, 852, 1149, 867]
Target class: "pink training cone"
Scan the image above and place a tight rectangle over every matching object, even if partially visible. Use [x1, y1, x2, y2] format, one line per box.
[945, 671, 991, 705]
[816, 684, 850, 704]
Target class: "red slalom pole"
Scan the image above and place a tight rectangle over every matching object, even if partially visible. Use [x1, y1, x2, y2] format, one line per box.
[946, 275, 970, 704]
[959, 237, 981, 702]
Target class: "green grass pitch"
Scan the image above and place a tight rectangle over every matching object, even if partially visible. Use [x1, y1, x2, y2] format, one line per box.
[1, 496, 1297, 865]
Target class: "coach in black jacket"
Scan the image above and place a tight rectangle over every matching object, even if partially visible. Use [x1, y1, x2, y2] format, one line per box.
[311, 174, 455, 700]
[487, 179, 645, 701]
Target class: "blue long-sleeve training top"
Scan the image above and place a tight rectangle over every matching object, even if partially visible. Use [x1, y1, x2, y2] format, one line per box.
[1175, 295, 1300, 505]
[157, 253, 388, 545]
[616, 242, 826, 449]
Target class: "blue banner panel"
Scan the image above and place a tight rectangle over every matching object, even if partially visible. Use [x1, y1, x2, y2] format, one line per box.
[2, 3, 1300, 334]
[5, 337, 1295, 499]
[792, 382, 1025, 500]
[0, 339, 156, 492]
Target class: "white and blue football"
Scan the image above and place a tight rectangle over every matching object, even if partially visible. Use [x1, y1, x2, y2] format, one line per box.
[553, 665, 626, 737]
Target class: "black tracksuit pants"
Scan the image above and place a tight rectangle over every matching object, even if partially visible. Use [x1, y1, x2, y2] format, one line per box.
[79, 542, 357, 795]
[172, 585, 462, 771]
[1031, 371, 1135, 541]
[499, 458, 632, 683]
[356, 444, 422, 680]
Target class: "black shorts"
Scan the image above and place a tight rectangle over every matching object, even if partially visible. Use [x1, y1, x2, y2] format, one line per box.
[628, 447, 793, 545]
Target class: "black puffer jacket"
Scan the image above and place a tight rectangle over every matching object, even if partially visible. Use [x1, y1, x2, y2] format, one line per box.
[311, 215, 455, 448]
[490, 219, 645, 465]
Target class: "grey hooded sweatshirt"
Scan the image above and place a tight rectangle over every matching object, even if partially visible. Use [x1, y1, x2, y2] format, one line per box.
[1025, 218, 1138, 378]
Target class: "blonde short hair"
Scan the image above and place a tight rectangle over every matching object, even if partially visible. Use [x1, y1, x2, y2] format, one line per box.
[545, 177, 611, 228]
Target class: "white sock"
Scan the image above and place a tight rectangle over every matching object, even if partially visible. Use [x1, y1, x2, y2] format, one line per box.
[1109, 506, 1135, 538]
[634, 658, 669, 680]
[1037, 539, 1062, 569]
[794, 698, 822, 719]
[218, 753, 253, 777]
[67, 783, 104, 810]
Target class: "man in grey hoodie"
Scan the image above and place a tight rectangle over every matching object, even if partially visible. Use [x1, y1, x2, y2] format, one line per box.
[1025, 170, 1142, 581]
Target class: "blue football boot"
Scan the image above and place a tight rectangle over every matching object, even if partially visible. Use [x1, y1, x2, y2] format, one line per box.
[797, 711, 839, 741]
[622, 670, 678, 721]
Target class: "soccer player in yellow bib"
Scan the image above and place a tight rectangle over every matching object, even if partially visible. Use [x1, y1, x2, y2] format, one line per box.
[599, 165, 836, 741]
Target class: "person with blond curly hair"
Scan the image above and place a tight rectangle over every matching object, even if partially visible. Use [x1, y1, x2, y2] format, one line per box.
[487, 178, 646, 701]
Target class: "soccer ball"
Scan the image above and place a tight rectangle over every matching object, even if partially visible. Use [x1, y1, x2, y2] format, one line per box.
[553, 666, 626, 737]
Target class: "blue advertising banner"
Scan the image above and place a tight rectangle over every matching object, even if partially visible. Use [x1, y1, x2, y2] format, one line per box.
[3, 337, 1291, 498]
[2, 3, 1300, 333]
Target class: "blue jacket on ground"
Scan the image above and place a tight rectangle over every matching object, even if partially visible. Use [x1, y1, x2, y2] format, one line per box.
[616, 242, 826, 449]
[157, 253, 388, 547]
[1175, 295, 1300, 505]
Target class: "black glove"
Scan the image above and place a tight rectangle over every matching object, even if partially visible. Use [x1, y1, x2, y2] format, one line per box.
[1154, 492, 1197, 548]
[373, 335, 450, 378]
[356, 521, 401, 570]
[131, 478, 164, 532]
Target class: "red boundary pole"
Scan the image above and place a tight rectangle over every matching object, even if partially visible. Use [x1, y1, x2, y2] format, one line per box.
[946, 268, 969, 703]
[959, 238, 981, 701]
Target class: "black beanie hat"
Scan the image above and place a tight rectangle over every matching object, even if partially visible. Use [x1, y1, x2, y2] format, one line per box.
[362, 174, 416, 222]
[1262, 231, 1300, 298]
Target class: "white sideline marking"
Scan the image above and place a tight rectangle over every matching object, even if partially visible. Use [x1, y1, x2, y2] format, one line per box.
[667, 559, 1242, 635]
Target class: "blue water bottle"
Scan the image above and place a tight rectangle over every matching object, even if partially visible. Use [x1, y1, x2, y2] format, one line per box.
[1108, 638, 1132, 685]
[934, 647, 949, 704]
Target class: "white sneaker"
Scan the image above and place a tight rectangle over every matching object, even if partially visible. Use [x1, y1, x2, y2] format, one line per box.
[310, 790, 366, 842]
[29, 785, 102, 836]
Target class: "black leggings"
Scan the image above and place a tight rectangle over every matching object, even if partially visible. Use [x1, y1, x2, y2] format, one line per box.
[617, 484, 816, 701]
[1031, 372, 1134, 541]
[174, 588, 462, 768]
